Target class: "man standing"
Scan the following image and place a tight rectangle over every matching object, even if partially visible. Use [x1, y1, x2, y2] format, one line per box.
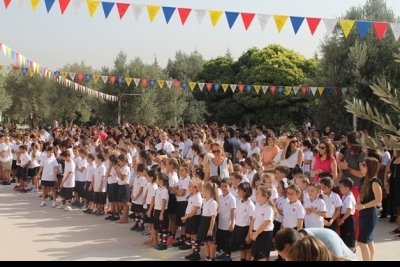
[223, 127, 240, 163]
[50, 120, 59, 132]
[155, 131, 175, 154]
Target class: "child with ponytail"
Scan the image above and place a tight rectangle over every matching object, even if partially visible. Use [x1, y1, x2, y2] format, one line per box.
[303, 182, 327, 228]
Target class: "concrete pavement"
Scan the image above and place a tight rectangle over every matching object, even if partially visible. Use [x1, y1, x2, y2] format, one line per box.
[0, 185, 399, 261]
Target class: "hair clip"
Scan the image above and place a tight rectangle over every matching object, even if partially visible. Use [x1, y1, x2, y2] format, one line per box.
[281, 178, 289, 189]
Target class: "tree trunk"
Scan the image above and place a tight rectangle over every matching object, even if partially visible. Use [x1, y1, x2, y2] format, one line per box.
[30, 113, 38, 130]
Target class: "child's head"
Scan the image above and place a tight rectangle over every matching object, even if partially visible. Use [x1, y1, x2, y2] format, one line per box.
[72, 146, 79, 157]
[256, 185, 272, 204]
[236, 149, 247, 159]
[319, 177, 334, 195]
[339, 178, 353, 195]
[230, 171, 243, 188]
[109, 154, 118, 166]
[86, 153, 95, 163]
[210, 175, 222, 188]
[307, 183, 323, 200]
[252, 172, 263, 189]
[202, 182, 219, 201]
[232, 163, 242, 173]
[291, 167, 304, 181]
[275, 165, 289, 180]
[195, 167, 205, 180]
[19, 145, 27, 153]
[189, 178, 202, 194]
[117, 154, 127, 166]
[78, 148, 88, 158]
[286, 184, 303, 203]
[137, 163, 147, 176]
[179, 163, 190, 179]
[147, 169, 157, 183]
[95, 153, 105, 164]
[277, 178, 289, 196]
[318, 171, 333, 180]
[156, 172, 169, 188]
[296, 175, 310, 190]
[46, 146, 54, 157]
[244, 157, 255, 171]
[237, 182, 252, 200]
[262, 172, 275, 187]
[220, 178, 232, 195]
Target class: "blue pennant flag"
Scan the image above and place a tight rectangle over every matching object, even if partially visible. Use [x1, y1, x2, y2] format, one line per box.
[150, 79, 156, 88]
[26, 59, 30, 68]
[325, 87, 332, 95]
[225, 12, 239, 29]
[278, 86, 284, 94]
[44, 0, 55, 13]
[181, 81, 188, 90]
[162, 6, 176, 24]
[102, 2, 115, 19]
[246, 85, 252, 93]
[214, 83, 220, 92]
[11, 50, 15, 60]
[117, 76, 124, 85]
[290, 16, 305, 34]
[85, 74, 92, 82]
[356, 21, 372, 39]
[21, 67, 28, 76]
[54, 71, 60, 78]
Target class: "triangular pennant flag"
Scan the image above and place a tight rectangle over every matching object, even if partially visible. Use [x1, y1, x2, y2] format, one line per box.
[0, 65, 4, 73]
[198, 82, 205, 91]
[209, 10, 223, 27]
[230, 84, 237, 93]
[292, 86, 299, 94]
[147, 5, 160, 22]
[284, 86, 292, 95]
[277, 86, 284, 94]
[117, 76, 124, 85]
[4, 66, 11, 75]
[237, 84, 245, 93]
[17, 0, 24, 9]
[214, 83, 220, 92]
[274, 15, 288, 33]
[348, 87, 355, 94]
[333, 87, 339, 96]
[241, 13, 255, 30]
[101, 1, 114, 19]
[356, 21, 372, 39]
[29, 68, 35, 77]
[2, 44, 7, 56]
[101, 75, 108, 83]
[317, 87, 325, 95]
[194, 9, 206, 25]
[306, 17, 321, 35]
[257, 14, 271, 31]
[290, 16, 305, 34]
[340, 20, 355, 37]
[341, 87, 347, 94]
[325, 87, 332, 95]
[45, 0, 55, 13]
[373, 22, 389, 41]
[54, 71, 60, 78]
[225, 11, 239, 29]
[76, 73, 83, 81]
[109, 76, 116, 85]
[86, 0, 100, 17]
[261, 85, 268, 94]
[133, 78, 140, 86]
[300, 86, 308, 95]
[189, 82, 196, 91]
[31, 0, 40, 11]
[141, 78, 148, 87]
[61, 71, 68, 78]
[323, 18, 338, 36]
[73, 0, 83, 15]
[21, 67, 28, 76]
[132, 4, 144, 21]
[157, 79, 164, 88]
[246, 85, 252, 93]
[310, 87, 317, 95]
[162, 6, 176, 24]
[93, 74, 100, 83]
[177, 8, 191, 25]
[222, 84, 229, 92]
[3, 0, 11, 8]
[13, 66, 21, 71]
[125, 77, 132, 86]
[165, 80, 172, 89]
[116, 3, 129, 19]
[58, 0, 70, 14]
[390, 23, 400, 41]
[181, 81, 188, 90]
[205, 82, 213, 92]
[149, 79, 156, 88]
[85, 74, 92, 82]
[269, 85, 277, 94]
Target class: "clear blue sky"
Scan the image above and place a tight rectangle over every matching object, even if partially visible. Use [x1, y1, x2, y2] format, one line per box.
[1, 0, 400, 70]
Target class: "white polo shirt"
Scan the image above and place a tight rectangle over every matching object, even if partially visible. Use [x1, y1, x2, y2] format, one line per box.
[40, 155, 59, 181]
[85, 162, 95, 182]
[235, 198, 255, 227]
[202, 198, 218, 217]
[132, 176, 147, 204]
[323, 192, 342, 218]
[304, 197, 327, 228]
[117, 164, 130, 185]
[253, 202, 274, 231]
[76, 158, 87, 182]
[275, 195, 289, 223]
[185, 192, 203, 216]
[282, 200, 305, 228]
[341, 193, 356, 215]
[93, 163, 107, 193]
[176, 177, 191, 202]
[146, 183, 158, 205]
[218, 192, 236, 230]
[155, 186, 169, 210]
[63, 160, 76, 188]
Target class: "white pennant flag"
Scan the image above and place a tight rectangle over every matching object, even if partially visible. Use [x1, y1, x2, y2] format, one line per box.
[293, 86, 299, 94]
[4, 66, 11, 75]
[2, 44, 7, 56]
[133, 78, 140, 86]
[19, 54, 23, 65]
[101, 75, 108, 83]
[194, 9, 206, 25]
[73, 0, 83, 14]
[69, 72, 76, 80]
[198, 82, 205, 91]
[390, 23, 400, 41]
[166, 80, 173, 89]
[310, 87, 317, 95]
[257, 14, 271, 32]
[230, 84, 237, 93]
[262, 85, 268, 94]
[18, 0, 24, 9]
[341, 87, 347, 94]
[132, 5, 144, 21]
[323, 19, 338, 36]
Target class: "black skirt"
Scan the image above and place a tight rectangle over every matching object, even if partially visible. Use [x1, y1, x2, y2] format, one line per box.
[107, 183, 118, 202]
[117, 184, 130, 203]
[41, 180, 55, 188]
[28, 167, 40, 177]
[197, 216, 217, 243]
[176, 201, 188, 226]
[230, 225, 251, 250]
[153, 209, 169, 231]
[339, 214, 355, 248]
[168, 193, 177, 215]
[185, 215, 201, 235]
[251, 231, 273, 261]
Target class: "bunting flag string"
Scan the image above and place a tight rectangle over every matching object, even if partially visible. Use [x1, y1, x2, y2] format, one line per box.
[2, 0, 400, 40]
[0, 41, 119, 102]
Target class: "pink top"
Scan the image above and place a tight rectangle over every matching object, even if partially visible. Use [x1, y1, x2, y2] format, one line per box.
[313, 154, 335, 182]
[96, 131, 108, 146]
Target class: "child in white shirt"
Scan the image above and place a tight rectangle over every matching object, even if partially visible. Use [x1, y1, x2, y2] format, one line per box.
[16, 145, 31, 193]
[58, 150, 75, 211]
[338, 178, 356, 252]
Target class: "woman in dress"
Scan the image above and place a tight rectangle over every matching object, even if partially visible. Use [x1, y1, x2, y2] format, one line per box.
[280, 135, 303, 181]
[262, 134, 279, 171]
[204, 142, 233, 181]
[385, 142, 400, 237]
[313, 140, 337, 182]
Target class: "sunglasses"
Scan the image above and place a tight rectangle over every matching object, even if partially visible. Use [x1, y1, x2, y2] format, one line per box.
[212, 150, 222, 154]
[319, 146, 326, 149]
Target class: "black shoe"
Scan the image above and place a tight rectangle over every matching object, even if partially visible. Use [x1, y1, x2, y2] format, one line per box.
[129, 214, 135, 219]
[86, 209, 92, 214]
[389, 216, 397, 223]
[389, 228, 400, 234]
[172, 240, 185, 247]
[10, 178, 15, 183]
[185, 253, 195, 260]
[105, 215, 113, 220]
[110, 216, 120, 221]
[135, 226, 145, 232]
[179, 244, 192, 250]
[189, 254, 200, 261]
[2, 181, 11, 185]
[155, 244, 167, 250]
[130, 224, 139, 231]
[380, 213, 388, 219]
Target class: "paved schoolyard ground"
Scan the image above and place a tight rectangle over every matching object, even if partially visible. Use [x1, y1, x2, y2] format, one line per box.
[0, 185, 399, 261]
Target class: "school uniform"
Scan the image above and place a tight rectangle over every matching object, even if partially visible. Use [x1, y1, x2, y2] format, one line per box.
[197, 198, 218, 243]
[17, 152, 31, 182]
[11, 142, 20, 171]
[184, 192, 203, 235]
[217, 192, 236, 255]
[107, 166, 119, 203]
[154, 186, 169, 231]
[323, 191, 342, 232]
[303, 189, 310, 201]
[168, 172, 179, 215]
[175, 177, 191, 227]
[0, 143, 12, 171]
[251, 202, 274, 260]
[93, 163, 107, 205]
[273, 196, 289, 237]
[244, 170, 256, 185]
[84, 162, 95, 203]
[340, 193, 356, 248]
[74, 157, 87, 198]
[282, 200, 306, 229]
[144, 182, 158, 223]
[28, 151, 41, 177]
[132, 176, 146, 212]
[304, 197, 327, 228]
[231, 188, 238, 199]
[61, 160, 76, 200]
[117, 164, 131, 203]
[230, 198, 255, 251]
[40, 155, 59, 187]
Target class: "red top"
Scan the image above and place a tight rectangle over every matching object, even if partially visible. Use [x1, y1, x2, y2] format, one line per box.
[313, 154, 335, 182]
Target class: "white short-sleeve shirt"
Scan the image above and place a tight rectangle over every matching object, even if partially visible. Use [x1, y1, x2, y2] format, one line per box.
[235, 198, 255, 227]
[168, 172, 179, 192]
[75, 158, 87, 182]
[202, 198, 218, 217]
[85, 163, 95, 182]
[185, 192, 203, 216]
[218, 193, 236, 230]
[93, 164, 107, 192]
[155, 186, 169, 210]
[19, 152, 31, 167]
[29, 151, 41, 168]
[108, 167, 118, 184]
[253, 202, 274, 231]
[117, 164, 130, 185]
[275, 195, 289, 223]
[40, 155, 59, 181]
[323, 192, 343, 218]
[282, 200, 305, 228]
[155, 142, 175, 153]
[341, 193, 356, 215]
[304, 197, 327, 228]
[176, 177, 191, 202]
[63, 160, 76, 188]
[146, 183, 158, 205]
[132, 176, 146, 204]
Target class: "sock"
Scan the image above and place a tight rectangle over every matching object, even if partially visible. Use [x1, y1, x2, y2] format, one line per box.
[195, 240, 200, 254]
[191, 239, 196, 254]
[158, 232, 163, 245]
[180, 235, 185, 242]
[185, 236, 190, 245]
[135, 218, 139, 225]
[62, 200, 66, 205]
[211, 258, 215, 261]
[162, 231, 168, 245]
[205, 256, 210, 260]
[139, 219, 143, 227]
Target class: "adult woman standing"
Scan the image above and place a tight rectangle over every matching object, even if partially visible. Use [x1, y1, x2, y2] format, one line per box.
[204, 142, 233, 182]
[356, 157, 382, 261]
[313, 140, 337, 182]
[280, 135, 303, 180]
[262, 134, 279, 171]
[386, 143, 400, 236]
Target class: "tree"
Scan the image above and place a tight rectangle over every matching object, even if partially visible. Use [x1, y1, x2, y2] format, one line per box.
[0, 76, 12, 118]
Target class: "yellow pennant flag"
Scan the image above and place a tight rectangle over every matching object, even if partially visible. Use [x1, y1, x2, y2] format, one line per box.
[22, 56, 27, 66]
[339, 20, 355, 37]
[222, 84, 229, 92]
[209, 10, 223, 27]
[87, 0, 100, 17]
[147, 5, 160, 22]
[61, 71, 68, 78]
[35, 64, 40, 73]
[189, 82, 197, 91]
[30, 0, 40, 11]
[29, 68, 35, 77]
[274, 15, 288, 33]
[254, 85, 261, 94]
[157, 79, 165, 88]
[6, 47, 11, 57]
[93, 75, 100, 83]
[285, 86, 292, 95]
[0, 65, 4, 72]
[125, 77, 132, 86]
[317, 87, 325, 95]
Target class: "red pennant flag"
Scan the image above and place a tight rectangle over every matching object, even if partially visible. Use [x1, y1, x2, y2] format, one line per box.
[0, 43, 2, 51]
[301, 86, 308, 95]
[13, 66, 20, 71]
[306, 17, 321, 35]
[373, 21, 389, 41]
[58, 0, 70, 14]
[177, 8, 191, 25]
[269, 85, 277, 94]
[241, 13, 255, 30]
[29, 61, 33, 69]
[141, 78, 148, 87]
[77, 73, 84, 82]
[333, 87, 339, 96]
[173, 80, 181, 88]
[109, 76, 116, 85]
[238, 84, 245, 93]
[116, 3, 130, 19]
[3, 0, 11, 9]
[15, 52, 19, 61]
[206, 83, 213, 92]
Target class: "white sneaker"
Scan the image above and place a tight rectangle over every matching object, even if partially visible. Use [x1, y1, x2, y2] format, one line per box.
[52, 202, 56, 208]
[64, 206, 72, 211]
[57, 205, 65, 209]
[40, 202, 46, 207]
